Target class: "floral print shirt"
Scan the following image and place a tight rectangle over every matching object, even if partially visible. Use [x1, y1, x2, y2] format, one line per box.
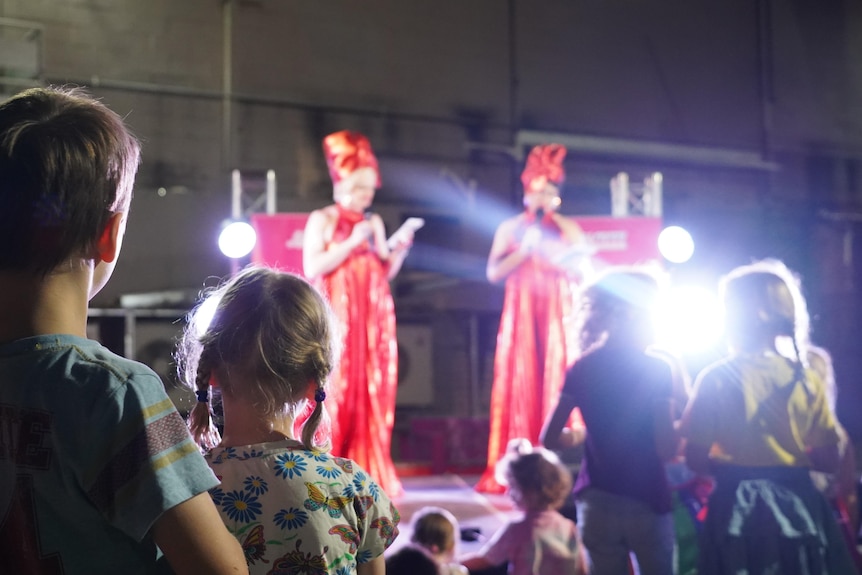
[206, 439, 400, 575]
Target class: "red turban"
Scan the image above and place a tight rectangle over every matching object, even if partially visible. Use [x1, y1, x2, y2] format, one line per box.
[322, 130, 381, 187]
[520, 144, 566, 194]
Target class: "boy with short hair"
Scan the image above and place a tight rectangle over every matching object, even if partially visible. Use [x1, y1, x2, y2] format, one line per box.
[0, 86, 247, 574]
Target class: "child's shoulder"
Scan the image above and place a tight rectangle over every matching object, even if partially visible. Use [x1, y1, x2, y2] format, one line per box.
[2, 333, 159, 381]
[526, 508, 577, 529]
[208, 445, 373, 481]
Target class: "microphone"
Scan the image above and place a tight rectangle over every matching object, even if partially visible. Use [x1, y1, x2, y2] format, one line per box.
[534, 207, 545, 223]
[521, 207, 546, 254]
[359, 210, 375, 242]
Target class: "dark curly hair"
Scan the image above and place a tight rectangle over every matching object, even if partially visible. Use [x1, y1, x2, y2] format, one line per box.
[573, 267, 662, 355]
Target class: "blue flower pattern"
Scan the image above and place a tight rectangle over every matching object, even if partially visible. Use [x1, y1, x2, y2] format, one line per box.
[207, 443, 399, 572]
[316, 463, 342, 480]
[274, 452, 307, 479]
[222, 490, 263, 524]
[244, 476, 268, 496]
[368, 481, 381, 501]
[356, 549, 374, 563]
[308, 449, 328, 462]
[274, 507, 309, 530]
[352, 471, 368, 494]
[209, 486, 226, 506]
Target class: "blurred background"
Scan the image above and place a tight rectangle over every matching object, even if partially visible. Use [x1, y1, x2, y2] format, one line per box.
[3, 0, 861, 465]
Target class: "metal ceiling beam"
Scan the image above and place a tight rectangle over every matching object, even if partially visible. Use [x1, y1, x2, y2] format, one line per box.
[516, 129, 779, 171]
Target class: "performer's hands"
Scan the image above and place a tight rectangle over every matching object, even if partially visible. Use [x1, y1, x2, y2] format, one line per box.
[348, 220, 374, 248]
[559, 425, 587, 448]
[388, 227, 414, 252]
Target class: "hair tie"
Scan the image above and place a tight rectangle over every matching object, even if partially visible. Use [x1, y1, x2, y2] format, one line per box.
[314, 388, 326, 403]
[196, 389, 209, 403]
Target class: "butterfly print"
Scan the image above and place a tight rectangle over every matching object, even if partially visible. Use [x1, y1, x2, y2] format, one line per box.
[268, 539, 328, 575]
[370, 516, 399, 547]
[332, 457, 354, 474]
[303, 482, 351, 518]
[353, 495, 374, 520]
[240, 524, 268, 565]
[328, 524, 360, 555]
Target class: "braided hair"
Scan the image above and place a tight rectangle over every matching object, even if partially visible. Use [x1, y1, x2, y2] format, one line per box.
[177, 266, 340, 450]
[720, 260, 809, 388]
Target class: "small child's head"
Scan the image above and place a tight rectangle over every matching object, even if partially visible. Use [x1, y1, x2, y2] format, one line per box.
[178, 266, 340, 450]
[574, 267, 662, 354]
[385, 544, 441, 575]
[0, 86, 140, 277]
[495, 439, 572, 512]
[410, 506, 460, 561]
[720, 259, 806, 356]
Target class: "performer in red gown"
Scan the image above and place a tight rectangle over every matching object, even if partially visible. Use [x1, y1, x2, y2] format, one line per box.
[302, 130, 413, 498]
[476, 144, 589, 493]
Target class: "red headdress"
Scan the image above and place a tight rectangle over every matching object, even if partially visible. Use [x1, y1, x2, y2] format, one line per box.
[322, 130, 381, 188]
[520, 144, 567, 194]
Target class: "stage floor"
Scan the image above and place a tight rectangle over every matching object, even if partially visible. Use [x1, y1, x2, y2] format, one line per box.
[386, 473, 518, 557]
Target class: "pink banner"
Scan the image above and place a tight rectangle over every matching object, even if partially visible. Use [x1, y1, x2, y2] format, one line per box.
[575, 216, 663, 267]
[250, 213, 309, 276]
[250, 213, 663, 278]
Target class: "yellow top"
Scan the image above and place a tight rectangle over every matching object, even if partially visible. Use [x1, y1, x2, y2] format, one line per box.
[685, 352, 839, 467]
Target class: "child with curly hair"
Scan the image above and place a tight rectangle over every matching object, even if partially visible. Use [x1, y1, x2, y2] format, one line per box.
[541, 267, 679, 575]
[461, 439, 585, 575]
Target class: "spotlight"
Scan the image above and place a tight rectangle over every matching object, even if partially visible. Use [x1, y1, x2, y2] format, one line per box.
[218, 220, 257, 259]
[658, 226, 694, 264]
[654, 284, 722, 355]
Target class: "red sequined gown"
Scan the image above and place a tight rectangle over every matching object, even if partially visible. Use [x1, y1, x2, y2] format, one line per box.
[315, 205, 402, 497]
[476, 214, 580, 493]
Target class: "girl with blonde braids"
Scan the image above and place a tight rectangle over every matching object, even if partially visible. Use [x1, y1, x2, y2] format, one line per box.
[681, 260, 855, 574]
[177, 266, 400, 575]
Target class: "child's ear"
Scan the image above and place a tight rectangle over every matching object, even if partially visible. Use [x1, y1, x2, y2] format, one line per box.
[96, 212, 126, 263]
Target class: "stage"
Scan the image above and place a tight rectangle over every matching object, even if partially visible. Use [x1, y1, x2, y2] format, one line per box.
[385, 472, 518, 559]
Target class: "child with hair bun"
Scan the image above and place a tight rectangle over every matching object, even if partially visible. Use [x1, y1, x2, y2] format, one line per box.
[461, 439, 585, 575]
[177, 266, 401, 574]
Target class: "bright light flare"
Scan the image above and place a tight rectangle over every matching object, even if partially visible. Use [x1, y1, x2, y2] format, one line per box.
[218, 220, 256, 259]
[658, 226, 695, 264]
[654, 284, 722, 355]
[193, 294, 221, 338]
